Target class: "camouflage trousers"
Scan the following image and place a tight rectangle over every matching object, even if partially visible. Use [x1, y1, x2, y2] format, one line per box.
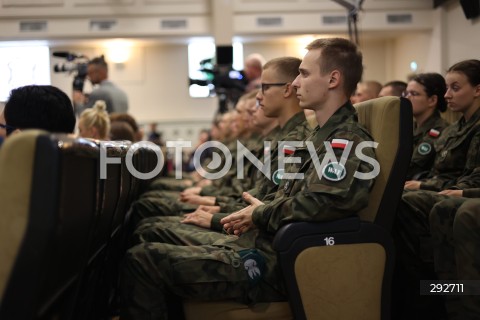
[132, 216, 227, 246]
[392, 190, 451, 319]
[120, 241, 250, 320]
[394, 190, 451, 270]
[430, 197, 480, 320]
[129, 190, 197, 228]
[121, 219, 285, 320]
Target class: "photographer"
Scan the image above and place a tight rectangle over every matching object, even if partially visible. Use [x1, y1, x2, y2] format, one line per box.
[73, 56, 129, 114]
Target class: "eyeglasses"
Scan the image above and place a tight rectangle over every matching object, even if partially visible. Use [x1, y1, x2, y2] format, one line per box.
[402, 90, 424, 98]
[0, 123, 17, 135]
[261, 82, 288, 94]
[0, 123, 16, 130]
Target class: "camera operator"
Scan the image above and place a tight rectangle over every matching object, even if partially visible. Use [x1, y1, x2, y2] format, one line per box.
[73, 55, 129, 114]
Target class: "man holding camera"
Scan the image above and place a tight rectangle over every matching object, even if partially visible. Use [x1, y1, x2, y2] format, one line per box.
[73, 56, 129, 114]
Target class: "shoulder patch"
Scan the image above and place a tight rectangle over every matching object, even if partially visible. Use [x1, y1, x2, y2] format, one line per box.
[322, 162, 346, 182]
[331, 138, 349, 149]
[272, 169, 284, 185]
[282, 145, 295, 155]
[428, 129, 440, 138]
[418, 142, 432, 155]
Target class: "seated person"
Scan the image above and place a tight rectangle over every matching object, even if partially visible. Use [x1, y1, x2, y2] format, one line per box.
[394, 59, 480, 319]
[110, 120, 135, 142]
[350, 80, 382, 104]
[110, 112, 143, 142]
[430, 195, 480, 320]
[378, 80, 407, 97]
[119, 37, 377, 319]
[77, 100, 110, 140]
[403, 73, 449, 180]
[0, 85, 75, 137]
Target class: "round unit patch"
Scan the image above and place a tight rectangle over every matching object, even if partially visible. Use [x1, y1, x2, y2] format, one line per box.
[322, 162, 346, 182]
[272, 169, 284, 185]
[418, 142, 432, 155]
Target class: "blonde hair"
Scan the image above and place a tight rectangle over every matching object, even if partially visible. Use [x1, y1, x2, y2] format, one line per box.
[79, 100, 111, 140]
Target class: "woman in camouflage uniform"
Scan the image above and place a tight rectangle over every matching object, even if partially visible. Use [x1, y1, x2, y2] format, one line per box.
[394, 59, 480, 319]
[403, 73, 449, 180]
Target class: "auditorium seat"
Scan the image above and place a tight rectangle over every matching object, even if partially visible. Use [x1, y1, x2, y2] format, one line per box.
[183, 96, 413, 320]
[0, 131, 158, 320]
[0, 131, 99, 320]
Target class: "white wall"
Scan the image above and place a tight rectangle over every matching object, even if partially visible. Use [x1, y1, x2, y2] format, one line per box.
[51, 43, 219, 124]
[444, 1, 480, 66]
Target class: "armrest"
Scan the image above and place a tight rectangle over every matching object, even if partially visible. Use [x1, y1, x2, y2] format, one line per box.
[273, 216, 360, 252]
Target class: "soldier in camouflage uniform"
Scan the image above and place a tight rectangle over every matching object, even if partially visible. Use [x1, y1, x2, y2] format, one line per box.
[393, 59, 480, 319]
[130, 104, 280, 246]
[430, 195, 480, 320]
[404, 73, 450, 180]
[133, 57, 311, 243]
[129, 101, 255, 226]
[119, 37, 377, 320]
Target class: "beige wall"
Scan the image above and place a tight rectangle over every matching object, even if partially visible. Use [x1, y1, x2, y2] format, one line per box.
[444, 1, 480, 66]
[6, 0, 480, 130]
[51, 44, 218, 124]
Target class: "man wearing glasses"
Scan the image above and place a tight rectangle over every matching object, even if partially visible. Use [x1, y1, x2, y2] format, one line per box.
[120, 38, 377, 320]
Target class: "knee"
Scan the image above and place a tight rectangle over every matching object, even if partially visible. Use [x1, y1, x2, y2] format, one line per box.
[453, 200, 480, 238]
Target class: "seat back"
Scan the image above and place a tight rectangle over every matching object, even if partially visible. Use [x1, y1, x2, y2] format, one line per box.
[354, 96, 413, 229]
[73, 140, 130, 319]
[0, 131, 99, 319]
[272, 96, 413, 320]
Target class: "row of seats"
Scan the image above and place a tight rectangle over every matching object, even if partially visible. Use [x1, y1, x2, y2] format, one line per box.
[0, 131, 159, 320]
[0, 96, 413, 320]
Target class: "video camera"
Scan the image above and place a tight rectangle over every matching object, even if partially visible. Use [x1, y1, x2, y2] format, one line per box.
[52, 51, 89, 91]
[189, 45, 248, 113]
[189, 58, 247, 92]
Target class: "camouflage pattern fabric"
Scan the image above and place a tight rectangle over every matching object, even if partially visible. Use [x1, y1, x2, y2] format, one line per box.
[430, 197, 480, 320]
[419, 108, 480, 191]
[120, 102, 376, 319]
[216, 112, 311, 213]
[408, 111, 449, 180]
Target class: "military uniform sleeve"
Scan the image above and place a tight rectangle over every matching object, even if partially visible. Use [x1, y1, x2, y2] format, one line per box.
[252, 132, 376, 234]
[210, 213, 230, 231]
[463, 188, 480, 198]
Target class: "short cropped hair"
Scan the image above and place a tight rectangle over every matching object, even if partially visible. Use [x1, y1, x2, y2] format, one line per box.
[383, 81, 407, 97]
[306, 38, 363, 97]
[263, 57, 302, 82]
[4, 85, 76, 135]
[88, 55, 108, 70]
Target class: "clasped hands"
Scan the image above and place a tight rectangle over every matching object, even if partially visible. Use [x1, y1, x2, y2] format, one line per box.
[220, 192, 264, 236]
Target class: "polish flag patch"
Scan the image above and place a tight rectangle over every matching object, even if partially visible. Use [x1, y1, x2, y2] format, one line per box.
[428, 129, 440, 138]
[283, 145, 296, 155]
[331, 138, 349, 149]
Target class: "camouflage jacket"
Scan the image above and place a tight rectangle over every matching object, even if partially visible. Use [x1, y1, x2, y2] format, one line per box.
[252, 103, 376, 234]
[212, 112, 311, 228]
[407, 111, 449, 180]
[420, 107, 480, 191]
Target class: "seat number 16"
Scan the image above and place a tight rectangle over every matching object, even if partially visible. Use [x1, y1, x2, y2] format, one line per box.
[324, 237, 335, 246]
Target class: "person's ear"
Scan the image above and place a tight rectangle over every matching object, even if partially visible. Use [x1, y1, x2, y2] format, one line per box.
[284, 83, 294, 97]
[328, 70, 341, 88]
[427, 95, 438, 109]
